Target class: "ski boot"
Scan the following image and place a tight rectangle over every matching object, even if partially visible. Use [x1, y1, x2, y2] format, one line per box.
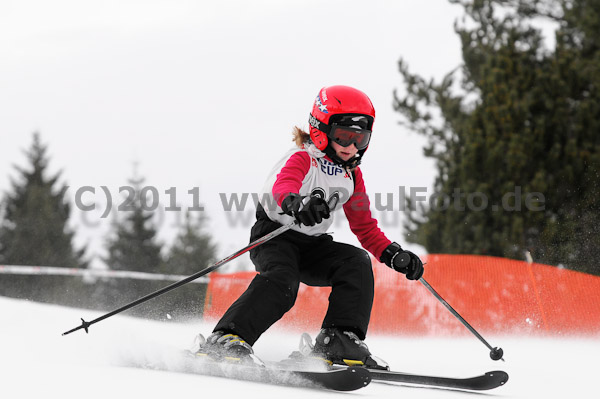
[194, 331, 264, 367]
[303, 328, 389, 370]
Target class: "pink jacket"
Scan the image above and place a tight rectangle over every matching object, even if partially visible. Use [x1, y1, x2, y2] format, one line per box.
[259, 144, 391, 259]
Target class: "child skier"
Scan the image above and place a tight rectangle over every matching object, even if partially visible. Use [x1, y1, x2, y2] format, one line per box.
[198, 85, 424, 369]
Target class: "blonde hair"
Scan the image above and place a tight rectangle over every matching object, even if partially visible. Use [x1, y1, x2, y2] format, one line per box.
[292, 126, 311, 148]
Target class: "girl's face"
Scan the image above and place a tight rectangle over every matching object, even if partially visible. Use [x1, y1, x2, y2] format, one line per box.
[331, 141, 358, 162]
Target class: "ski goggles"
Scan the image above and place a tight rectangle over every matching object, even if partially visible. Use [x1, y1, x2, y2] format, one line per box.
[329, 125, 372, 150]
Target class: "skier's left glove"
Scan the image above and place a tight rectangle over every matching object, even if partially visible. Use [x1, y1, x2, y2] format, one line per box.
[281, 193, 331, 227]
[380, 242, 424, 280]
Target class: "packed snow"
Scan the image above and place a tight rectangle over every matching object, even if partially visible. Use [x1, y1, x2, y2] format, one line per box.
[1, 296, 597, 399]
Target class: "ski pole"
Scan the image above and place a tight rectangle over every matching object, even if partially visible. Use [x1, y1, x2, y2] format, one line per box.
[62, 192, 340, 336]
[396, 253, 505, 361]
[62, 220, 296, 336]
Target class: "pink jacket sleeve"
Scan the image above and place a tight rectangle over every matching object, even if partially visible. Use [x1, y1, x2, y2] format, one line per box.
[343, 167, 391, 259]
[272, 151, 311, 206]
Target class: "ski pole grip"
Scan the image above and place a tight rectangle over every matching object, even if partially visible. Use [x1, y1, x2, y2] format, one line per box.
[327, 191, 340, 209]
[303, 191, 340, 210]
[395, 252, 412, 268]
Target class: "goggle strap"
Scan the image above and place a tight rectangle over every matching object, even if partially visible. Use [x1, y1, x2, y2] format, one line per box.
[309, 113, 331, 134]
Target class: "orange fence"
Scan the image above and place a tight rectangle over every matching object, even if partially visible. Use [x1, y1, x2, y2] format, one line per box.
[203, 255, 600, 336]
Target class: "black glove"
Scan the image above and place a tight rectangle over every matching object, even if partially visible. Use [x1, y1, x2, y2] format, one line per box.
[380, 242, 424, 280]
[281, 193, 331, 227]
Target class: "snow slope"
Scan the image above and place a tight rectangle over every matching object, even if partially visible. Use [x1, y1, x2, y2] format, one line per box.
[1, 297, 597, 399]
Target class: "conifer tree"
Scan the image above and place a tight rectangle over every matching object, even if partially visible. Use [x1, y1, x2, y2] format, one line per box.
[394, 0, 600, 275]
[164, 211, 216, 275]
[104, 171, 163, 272]
[0, 133, 86, 267]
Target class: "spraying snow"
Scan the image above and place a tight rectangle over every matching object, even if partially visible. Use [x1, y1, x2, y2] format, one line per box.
[1, 297, 597, 398]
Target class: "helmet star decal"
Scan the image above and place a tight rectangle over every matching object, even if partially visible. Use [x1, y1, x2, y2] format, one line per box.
[315, 95, 328, 113]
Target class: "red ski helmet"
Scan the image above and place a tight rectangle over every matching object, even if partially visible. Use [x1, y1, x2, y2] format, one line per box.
[308, 85, 375, 167]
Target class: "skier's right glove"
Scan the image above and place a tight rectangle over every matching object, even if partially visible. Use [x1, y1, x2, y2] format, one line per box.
[281, 193, 331, 227]
[380, 242, 424, 280]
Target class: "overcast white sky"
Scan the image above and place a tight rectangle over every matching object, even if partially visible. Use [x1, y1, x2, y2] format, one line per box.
[1, 0, 466, 269]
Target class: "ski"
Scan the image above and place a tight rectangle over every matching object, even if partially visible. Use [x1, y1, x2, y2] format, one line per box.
[274, 367, 370, 391]
[144, 351, 371, 391]
[364, 368, 509, 391]
[283, 359, 508, 391]
[292, 332, 508, 391]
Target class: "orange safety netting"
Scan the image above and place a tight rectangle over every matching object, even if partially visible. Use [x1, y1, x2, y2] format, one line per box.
[203, 255, 600, 336]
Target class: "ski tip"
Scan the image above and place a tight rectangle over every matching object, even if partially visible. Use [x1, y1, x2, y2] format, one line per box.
[350, 366, 371, 379]
[487, 370, 509, 386]
[343, 367, 372, 391]
[311, 367, 371, 391]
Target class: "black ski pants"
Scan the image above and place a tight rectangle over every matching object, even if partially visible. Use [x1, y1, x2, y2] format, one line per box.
[214, 207, 375, 346]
